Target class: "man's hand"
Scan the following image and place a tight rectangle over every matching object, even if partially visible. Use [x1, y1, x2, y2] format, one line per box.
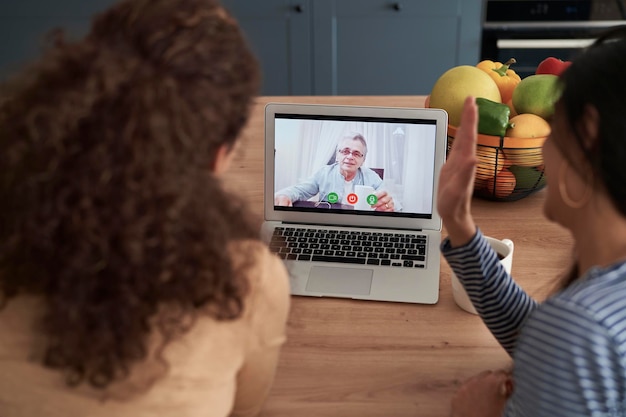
[372, 190, 395, 212]
[274, 195, 293, 207]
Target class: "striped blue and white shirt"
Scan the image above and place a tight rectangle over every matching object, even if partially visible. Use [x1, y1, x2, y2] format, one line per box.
[442, 229, 626, 416]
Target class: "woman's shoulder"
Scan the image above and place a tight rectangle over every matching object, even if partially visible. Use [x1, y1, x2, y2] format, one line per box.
[229, 239, 290, 308]
[227, 239, 291, 348]
[551, 261, 626, 325]
[0, 295, 45, 355]
[228, 239, 288, 282]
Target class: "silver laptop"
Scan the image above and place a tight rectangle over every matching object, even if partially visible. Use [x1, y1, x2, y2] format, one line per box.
[261, 102, 448, 304]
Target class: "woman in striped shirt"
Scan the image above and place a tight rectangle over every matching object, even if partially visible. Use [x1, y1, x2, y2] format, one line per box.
[438, 26, 626, 417]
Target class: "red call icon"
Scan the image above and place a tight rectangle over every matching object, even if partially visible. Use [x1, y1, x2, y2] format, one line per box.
[346, 193, 358, 204]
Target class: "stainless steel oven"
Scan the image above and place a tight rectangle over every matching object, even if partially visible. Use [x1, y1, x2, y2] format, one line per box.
[481, 0, 626, 77]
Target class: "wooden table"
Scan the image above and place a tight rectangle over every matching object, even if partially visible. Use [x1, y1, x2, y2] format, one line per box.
[226, 96, 573, 417]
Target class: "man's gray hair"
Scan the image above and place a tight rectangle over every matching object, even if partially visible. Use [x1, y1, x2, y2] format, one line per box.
[337, 132, 367, 156]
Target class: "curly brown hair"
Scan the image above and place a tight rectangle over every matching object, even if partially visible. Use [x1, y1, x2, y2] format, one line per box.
[0, 0, 261, 389]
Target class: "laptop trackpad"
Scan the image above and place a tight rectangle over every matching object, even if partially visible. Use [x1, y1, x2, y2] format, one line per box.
[306, 266, 373, 295]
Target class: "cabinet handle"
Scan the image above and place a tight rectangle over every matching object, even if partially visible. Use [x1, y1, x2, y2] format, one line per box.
[391, 2, 402, 11]
[293, 4, 303, 13]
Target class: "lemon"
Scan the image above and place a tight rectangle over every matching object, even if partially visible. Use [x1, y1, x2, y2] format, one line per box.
[429, 65, 501, 127]
[503, 113, 548, 168]
[506, 113, 551, 138]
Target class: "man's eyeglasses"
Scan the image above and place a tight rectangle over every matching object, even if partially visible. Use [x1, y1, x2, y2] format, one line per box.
[338, 148, 364, 159]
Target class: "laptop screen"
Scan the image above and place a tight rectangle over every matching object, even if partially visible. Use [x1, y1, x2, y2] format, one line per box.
[272, 113, 438, 220]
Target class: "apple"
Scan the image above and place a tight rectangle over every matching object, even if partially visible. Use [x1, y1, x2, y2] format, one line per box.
[536, 57, 571, 76]
[509, 165, 546, 190]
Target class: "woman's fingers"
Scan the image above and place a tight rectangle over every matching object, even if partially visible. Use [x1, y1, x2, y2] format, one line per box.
[449, 96, 479, 173]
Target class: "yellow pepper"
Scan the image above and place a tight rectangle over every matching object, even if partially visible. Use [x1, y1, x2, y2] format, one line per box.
[476, 58, 521, 104]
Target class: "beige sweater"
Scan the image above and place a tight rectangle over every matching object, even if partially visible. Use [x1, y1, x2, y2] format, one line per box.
[0, 241, 290, 417]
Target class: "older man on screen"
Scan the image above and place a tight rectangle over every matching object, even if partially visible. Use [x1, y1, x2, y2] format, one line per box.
[274, 133, 397, 212]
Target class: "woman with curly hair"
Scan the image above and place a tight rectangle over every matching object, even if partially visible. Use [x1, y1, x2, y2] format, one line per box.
[0, 0, 290, 416]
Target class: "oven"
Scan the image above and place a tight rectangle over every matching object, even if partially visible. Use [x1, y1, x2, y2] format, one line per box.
[481, 0, 626, 78]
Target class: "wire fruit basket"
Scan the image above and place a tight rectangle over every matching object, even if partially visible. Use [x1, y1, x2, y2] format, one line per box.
[447, 125, 547, 201]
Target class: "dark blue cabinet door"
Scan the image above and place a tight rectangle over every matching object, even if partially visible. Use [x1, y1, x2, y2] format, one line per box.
[222, 0, 312, 95]
[312, 0, 482, 95]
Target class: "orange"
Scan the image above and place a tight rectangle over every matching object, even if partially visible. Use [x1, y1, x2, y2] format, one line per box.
[505, 113, 551, 138]
[506, 98, 517, 118]
[486, 168, 516, 198]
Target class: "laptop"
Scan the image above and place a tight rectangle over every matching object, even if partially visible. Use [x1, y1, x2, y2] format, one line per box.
[261, 102, 448, 304]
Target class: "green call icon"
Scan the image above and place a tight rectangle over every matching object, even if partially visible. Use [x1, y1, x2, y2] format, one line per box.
[327, 192, 339, 204]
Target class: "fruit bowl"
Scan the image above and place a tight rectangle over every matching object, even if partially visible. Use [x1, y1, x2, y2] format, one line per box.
[447, 125, 547, 201]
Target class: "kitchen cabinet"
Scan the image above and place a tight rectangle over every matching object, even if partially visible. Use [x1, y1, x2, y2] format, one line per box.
[0, 0, 117, 80]
[0, 0, 483, 95]
[223, 0, 483, 95]
[221, 0, 313, 96]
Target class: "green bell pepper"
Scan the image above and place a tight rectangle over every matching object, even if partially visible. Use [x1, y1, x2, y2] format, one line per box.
[475, 97, 513, 137]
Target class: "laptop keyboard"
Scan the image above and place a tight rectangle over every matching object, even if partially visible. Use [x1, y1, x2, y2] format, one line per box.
[269, 226, 427, 268]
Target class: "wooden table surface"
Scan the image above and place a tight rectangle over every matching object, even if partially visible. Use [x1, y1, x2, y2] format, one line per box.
[226, 96, 573, 417]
